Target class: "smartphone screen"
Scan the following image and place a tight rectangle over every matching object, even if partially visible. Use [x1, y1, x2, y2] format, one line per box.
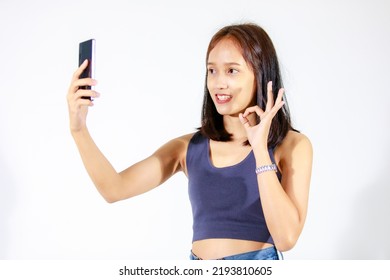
[78, 39, 96, 99]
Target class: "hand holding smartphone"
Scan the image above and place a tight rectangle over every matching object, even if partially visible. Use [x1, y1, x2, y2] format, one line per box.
[78, 39, 96, 99]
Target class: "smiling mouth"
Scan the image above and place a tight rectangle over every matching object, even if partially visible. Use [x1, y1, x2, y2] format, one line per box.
[216, 94, 232, 103]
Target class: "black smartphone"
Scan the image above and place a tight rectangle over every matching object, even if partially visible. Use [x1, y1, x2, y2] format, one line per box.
[78, 39, 96, 99]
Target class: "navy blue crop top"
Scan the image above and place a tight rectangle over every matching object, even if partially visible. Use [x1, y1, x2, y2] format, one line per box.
[187, 132, 281, 244]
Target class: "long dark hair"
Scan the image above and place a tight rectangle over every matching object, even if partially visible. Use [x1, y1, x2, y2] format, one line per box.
[200, 23, 295, 148]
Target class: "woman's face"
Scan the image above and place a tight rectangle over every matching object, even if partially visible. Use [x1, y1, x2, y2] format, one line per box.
[207, 38, 256, 117]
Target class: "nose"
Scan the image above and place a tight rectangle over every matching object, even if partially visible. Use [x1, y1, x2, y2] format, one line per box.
[213, 73, 228, 90]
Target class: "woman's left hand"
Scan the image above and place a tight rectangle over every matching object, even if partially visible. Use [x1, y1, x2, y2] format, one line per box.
[239, 81, 285, 151]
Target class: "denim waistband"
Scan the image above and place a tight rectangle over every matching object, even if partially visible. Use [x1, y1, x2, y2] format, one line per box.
[190, 246, 280, 260]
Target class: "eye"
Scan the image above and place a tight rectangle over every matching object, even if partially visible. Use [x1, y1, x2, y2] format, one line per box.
[208, 68, 216, 74]
[228, 68, 238, 74]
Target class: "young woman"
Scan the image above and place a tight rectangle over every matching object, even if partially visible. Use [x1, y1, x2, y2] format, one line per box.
[67, 23, 313, 260]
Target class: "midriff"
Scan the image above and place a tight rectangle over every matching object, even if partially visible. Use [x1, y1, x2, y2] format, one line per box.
[192, 239, 273, 260]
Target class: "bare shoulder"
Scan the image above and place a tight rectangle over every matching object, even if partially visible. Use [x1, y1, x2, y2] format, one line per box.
[175, 132, 196, 175]
[164, 132, 195, 152]
[275, 130, 313, 167]
[154, 132, 195, 152]
[152, 132, 196, 175]
[280, 130, 312, 152]
[176, 132, 196, 143]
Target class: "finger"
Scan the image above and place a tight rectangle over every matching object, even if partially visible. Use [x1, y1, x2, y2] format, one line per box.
[75, 89, 100, 100]
[76, 98, 94, 108]
[275, 88, 284, 104]
[268, 88, 285, 116]
[269, 99, 285, 118]
[67, 89, 99, 105]
[69, 78, 98, 94]
[71, 59, 89, 82]
[74, 78, 97, 88]
[68, 96, 94, 110]
[242, 105, 264, 118]
[266, 81, 274, 112]
[239, 113, 251, 129]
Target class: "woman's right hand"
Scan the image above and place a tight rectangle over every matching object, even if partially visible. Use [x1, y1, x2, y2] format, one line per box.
[67, 59, 100, 133]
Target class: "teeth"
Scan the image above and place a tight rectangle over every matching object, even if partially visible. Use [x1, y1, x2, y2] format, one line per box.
[217, 95, 231, 101]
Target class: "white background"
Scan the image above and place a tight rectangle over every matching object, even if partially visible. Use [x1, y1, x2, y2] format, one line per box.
[0, 0, 389, 260]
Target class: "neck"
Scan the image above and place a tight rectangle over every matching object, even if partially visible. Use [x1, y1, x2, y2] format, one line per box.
[223, 114, 255, 143]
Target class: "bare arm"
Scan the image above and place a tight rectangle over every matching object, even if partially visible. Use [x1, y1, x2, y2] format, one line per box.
[67, 61, 191, 203]
[239, 81, 313, 251]
[254, 132, 313, 251]
[71, 129, 191, 203]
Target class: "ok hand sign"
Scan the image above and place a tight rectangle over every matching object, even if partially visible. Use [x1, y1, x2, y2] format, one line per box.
[239, 81, 285, 151]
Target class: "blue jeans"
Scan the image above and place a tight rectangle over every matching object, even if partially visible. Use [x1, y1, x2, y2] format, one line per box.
[190, 246, 279, 260]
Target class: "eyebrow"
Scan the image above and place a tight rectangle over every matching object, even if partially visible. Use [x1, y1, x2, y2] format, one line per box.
[207, 62, 242, 66]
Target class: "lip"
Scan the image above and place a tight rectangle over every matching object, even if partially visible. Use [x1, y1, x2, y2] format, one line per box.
[215, 94, 232, 104]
